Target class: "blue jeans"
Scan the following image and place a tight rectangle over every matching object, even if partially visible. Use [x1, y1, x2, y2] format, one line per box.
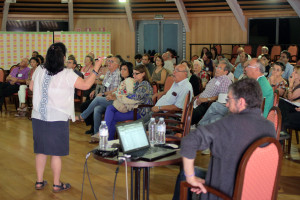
[80, 96, 113, 134]
[104, 105, 141, 140]
[173, 167, 207, 200]
[198, 102, 229, 126]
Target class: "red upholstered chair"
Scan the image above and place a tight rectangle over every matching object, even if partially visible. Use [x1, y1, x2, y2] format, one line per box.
[213, 45, 222, 55]
[256, 45, 263, 57]
[270, 45, 282, 62]
[180, 137, 282, 200]
[243, 45, 252, 56]
[273, 90, 279, 107]
[267, 106, 282, 140]
[231, 45, 240, 60]
[287, 45, 298, 63]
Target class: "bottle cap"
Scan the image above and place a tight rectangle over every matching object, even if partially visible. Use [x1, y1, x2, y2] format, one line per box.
[150, 117, 155, 121]
[101, 121, 106, 124]
[159, 117, 164, 121]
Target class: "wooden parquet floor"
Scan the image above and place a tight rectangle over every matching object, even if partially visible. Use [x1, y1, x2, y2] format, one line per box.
[0, 103, 300, 200]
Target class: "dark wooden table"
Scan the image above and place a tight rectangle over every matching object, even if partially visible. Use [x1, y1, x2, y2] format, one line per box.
[93, 151, 182, 200]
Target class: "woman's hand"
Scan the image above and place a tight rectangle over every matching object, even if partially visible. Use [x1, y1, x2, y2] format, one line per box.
[89, 90, 95, 99]
[295, 107, 300, 112]
[186, 176, 207, 195]
[289, 71, 296, 87]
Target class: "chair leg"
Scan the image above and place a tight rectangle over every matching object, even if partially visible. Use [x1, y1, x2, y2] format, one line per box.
[288, 129, 292, 155]
[295, 130, 299, 144]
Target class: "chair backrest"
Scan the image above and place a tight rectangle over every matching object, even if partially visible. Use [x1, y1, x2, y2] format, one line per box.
[233, 137, 282, 200]
[267, 106, 282, 140]
[182, 97, 195, 137]
[243, 45, 252, 56]
[180, 137, 282, 200]
[180, 91, 191, 127]
[270, 45, 282, 61]
[287, 45, 298, 62]
[261, 97, 266, 113]
[214, 45, 222, 55]
[152, 81, 158, 95]
[163, 75, 174, 92]
[256, 45, 263, 57]
[9, 64, 19, 74]
[0, 68, 5, 82]
[273, 90, 279, 107]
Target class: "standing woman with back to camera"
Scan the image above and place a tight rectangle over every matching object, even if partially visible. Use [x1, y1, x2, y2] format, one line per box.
[29, 42, 103, 192]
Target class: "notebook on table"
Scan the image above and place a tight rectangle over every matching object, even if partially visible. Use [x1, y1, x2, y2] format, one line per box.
[116, 120, 176, 161]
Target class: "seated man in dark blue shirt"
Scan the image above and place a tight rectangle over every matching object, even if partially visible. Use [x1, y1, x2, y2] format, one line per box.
[173, 78, 276, 200]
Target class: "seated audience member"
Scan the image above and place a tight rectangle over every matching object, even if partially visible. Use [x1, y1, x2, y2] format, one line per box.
[76, 56, 121, 135]
[167, 49, 177, 65]
[191, 55, 199, 62]
[235, 47, 251, 65]
[279, 50, 294, 80]
[15, 57, 40, 117]
[261, 54, 271, 77]
[67, 55, 82, 77]
[233, 52, 249, 81]
[81, 55, 96, 102]
[162, 51, 174, 74]
[217, 58, 234, 82]
[268, 62, 288, 97]
[200, 47, 209, 59]
[191, 62, 231, 125]
[36, 55, 44, 65]
[246, 58, 274, 117]
[152, 55, 168, 91]
[181, 60, 201, 96]
[153, 53, 161, 63]
[202, 51, 214, 76]
[32, 51, 39, 57]
[258, 46, 269, 59]
[105, 64, 153, 140]
[173, 78, 276, 200]
[193, 59, 209, 88]
[198, 58, 274, 127]
[0, 58, 30, 110]
[279, 65, 300, 132]
[210, 46, 218, 62]
[134, 54, 142, 66]
[87, 51, 95, 59]
[142, 53, 155, 76]
[151, 64, 193, 115]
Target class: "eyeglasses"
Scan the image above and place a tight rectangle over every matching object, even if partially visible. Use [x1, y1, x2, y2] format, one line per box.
[174, 69, 187, 73]
[225, 97, 238, 103]
[246, 65, 258, 69]
[272, 68, 282, 72]
[107, 60, 117, 64]
[132, 72, 141, 75]
[215, 66, 223, 70]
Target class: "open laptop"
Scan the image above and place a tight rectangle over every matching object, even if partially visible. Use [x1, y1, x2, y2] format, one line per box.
[116, 120, 176, 161]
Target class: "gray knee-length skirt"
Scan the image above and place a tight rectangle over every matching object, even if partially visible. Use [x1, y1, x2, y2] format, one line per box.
[32, 118, 69, 156]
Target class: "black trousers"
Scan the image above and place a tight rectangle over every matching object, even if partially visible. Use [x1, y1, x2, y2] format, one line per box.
[191, 102, 210, 125]
[0, 82, 20, 107]
[278, 98, 300, 130]
[80, 99, 94, 131]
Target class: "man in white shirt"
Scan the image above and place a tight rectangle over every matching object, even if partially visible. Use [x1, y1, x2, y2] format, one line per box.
[235, 47, 251, 65]
[280, 50, 294, 80]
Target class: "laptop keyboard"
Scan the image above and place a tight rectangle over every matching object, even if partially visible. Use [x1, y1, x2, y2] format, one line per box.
[129, 147, 167, 158]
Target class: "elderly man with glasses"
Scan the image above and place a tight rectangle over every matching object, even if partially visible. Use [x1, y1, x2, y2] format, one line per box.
[151, 64, 193, 113]
[191, 62, 232, 125]
[76, 56, 121, 135]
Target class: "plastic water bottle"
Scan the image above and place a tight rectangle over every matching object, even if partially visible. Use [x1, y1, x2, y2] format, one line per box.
[99, 121, 108, 150]
[148, 118, 156, 146]
[156, 118, 166, 144]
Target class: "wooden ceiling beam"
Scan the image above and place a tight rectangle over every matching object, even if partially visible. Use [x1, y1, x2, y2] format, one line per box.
[226, 0, 246, 32]
[175, 0, 190, 32]
[287, 0, 300, 17]
[125, 1, 134, 32]
[1, 0, 10, 31]
[68, 0, 74, 31]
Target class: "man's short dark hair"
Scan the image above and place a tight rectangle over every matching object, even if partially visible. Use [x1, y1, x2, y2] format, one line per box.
[229, 78, 263, 109]
[143, 53, 151, 60]
[272, 61, 286, 72]
[68, 55, 77, 65]
[281, 50, 291, 59]
[134, 54, 142, 60]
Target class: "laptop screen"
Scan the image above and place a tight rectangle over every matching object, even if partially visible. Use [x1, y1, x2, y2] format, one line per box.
[117, 121, 150, 153]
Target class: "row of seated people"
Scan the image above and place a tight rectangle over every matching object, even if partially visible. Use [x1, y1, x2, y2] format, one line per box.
[172, 61, 300, 200]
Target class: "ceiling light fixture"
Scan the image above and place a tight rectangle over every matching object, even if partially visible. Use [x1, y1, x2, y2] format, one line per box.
[119, 0, 126, 3]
